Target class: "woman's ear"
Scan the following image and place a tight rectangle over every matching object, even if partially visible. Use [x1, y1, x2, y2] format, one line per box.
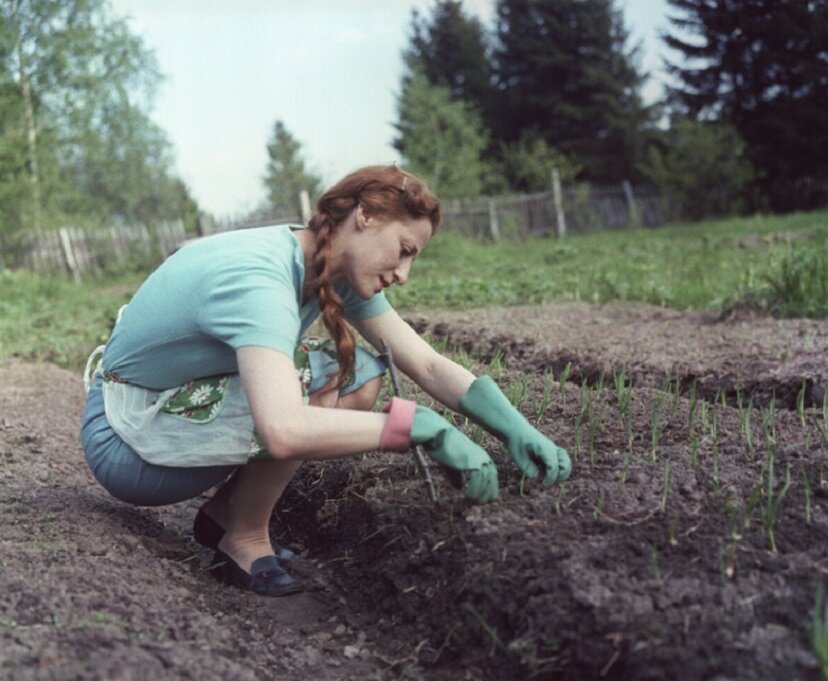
[355, 204, 371, 230]
[355, 204, 365, 230]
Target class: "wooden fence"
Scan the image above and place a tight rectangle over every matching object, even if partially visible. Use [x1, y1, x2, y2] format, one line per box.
[441, 182, 675, 241]
[221, 180, 673, 242]
[4, 180, 677, 280]
[6, 220, 186, 282]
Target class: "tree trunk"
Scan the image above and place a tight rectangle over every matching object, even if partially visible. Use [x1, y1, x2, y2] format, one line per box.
[11, 0, 42, 231]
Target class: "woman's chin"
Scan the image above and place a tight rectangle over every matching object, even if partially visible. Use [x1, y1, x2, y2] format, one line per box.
[359, 285, 378, 300]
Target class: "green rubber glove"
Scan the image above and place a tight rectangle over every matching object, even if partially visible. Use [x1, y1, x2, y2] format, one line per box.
[459, 375, 571, 486]
[411, 406, 499, 504]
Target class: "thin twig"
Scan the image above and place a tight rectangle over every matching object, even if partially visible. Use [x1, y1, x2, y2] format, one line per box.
[596, 508, 659, 525]
[380, 339, 437, 503]
[463, 603, 507, 652]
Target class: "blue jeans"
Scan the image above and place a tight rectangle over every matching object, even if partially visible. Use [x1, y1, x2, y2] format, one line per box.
[81, 376, 236, 506]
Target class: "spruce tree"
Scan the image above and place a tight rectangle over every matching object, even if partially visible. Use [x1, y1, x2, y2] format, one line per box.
[262, 121, 322, 217]
[492, 0, 653, 184]
[403, 1, 495, 118]
[664, 0, 828, 210]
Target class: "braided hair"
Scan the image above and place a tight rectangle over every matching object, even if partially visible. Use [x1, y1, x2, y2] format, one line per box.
[306, 165, 440, 389]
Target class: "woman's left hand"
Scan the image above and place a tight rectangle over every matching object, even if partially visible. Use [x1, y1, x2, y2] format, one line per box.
[502, 420, 571, 485]
[459, 375, 572, 486]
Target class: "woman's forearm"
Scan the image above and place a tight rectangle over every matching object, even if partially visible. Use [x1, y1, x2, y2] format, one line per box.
[239, 344, 392, 461]
[257, 405, 388, 460]
[404, 351, 475, 411]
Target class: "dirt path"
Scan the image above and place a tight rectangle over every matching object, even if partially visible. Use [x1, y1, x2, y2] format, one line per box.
[2, 302, 827, 680]
[0, 362, 400, 680]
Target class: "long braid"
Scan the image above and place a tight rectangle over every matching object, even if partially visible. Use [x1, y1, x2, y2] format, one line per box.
[305, 165, 440, 391]
[307, 211, 355, 390]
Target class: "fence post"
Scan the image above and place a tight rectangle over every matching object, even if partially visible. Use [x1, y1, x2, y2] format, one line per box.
[487, 198, 500, 241]
[196, 214, 212, 236]
[71, 227, 94, 277]
[622, 180, 641, 228]
[31, 229, 43, 273]
[552, 168, 567, 237]
[58, 227, 82, 283]
[299, 190, 311, 225]
[108, 226, 124, 263]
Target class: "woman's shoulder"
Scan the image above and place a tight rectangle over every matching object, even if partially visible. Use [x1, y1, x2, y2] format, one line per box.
[198, 223, 300, 245]
[173, 224, 301, 262]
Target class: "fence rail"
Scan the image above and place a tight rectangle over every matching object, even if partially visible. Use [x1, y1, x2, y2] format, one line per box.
[4, 220, 186, 281]
[3, 180, 676, 280]
[441, 182, 675, 240]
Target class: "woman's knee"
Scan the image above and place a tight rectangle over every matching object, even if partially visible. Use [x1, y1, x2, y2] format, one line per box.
[307, 373, 383, 411]
[337, 375, 383, 411]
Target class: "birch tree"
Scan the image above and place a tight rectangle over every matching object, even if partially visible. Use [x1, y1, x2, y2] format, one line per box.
[0, 0, 196, 234]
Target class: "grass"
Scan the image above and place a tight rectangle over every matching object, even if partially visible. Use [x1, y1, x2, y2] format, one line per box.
[388, 210, 828, 313]
[754, 244, 828, 318]
[2, 208, 826, 372]
[811, 583, 828, 680]
[0, 269, 143, 371]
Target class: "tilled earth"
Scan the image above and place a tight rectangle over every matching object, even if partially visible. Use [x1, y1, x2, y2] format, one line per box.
[1, 302, 827, 681]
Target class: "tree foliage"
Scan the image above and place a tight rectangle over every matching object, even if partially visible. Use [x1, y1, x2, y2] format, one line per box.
[403, 1, 495, 115]
[641, 117, 754, 219]
[0, 0, 197, 236]
[492, 0, 654, 184]
[394, 74, 490, 198]
[663, 0, 828, 211]
[494, 132, 581, 194]
[262, 120, 322, 217]
[397, 0, 654, 192]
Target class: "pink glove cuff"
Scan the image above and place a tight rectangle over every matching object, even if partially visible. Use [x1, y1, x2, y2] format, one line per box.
[379, 397, 416, 452]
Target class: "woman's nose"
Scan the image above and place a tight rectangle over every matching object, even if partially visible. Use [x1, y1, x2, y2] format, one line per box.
[393, 260, 411, 285]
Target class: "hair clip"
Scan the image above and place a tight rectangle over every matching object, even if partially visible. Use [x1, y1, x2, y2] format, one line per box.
[400, 176, 408, 192]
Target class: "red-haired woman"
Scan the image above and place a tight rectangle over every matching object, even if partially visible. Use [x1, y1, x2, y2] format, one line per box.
[80, 165, 570, 597]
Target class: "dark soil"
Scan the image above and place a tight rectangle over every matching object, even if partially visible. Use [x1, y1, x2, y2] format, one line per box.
[2, 302, 827, 681]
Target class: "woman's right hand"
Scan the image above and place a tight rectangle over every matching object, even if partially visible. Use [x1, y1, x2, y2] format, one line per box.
[387, 398, 498, 504]
[409, 405, 499, 504]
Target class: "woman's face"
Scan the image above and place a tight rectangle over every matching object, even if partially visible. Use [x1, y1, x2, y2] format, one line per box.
[333, 208, 433, 300]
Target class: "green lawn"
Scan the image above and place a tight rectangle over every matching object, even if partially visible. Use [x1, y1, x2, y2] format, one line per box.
[0, 270, 143, 372]
[387, 210, 828, 311]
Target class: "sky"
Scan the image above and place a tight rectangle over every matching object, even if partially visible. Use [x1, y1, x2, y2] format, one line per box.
[109, 0, 671, 218]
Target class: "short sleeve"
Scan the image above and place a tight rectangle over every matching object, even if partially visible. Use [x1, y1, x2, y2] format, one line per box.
[340, 286, 391, 322]
[197, 260, 301, 358]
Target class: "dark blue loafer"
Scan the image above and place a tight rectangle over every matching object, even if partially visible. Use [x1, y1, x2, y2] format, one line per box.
[194, 509, 295, 562]
[211, 550, 303, 597]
